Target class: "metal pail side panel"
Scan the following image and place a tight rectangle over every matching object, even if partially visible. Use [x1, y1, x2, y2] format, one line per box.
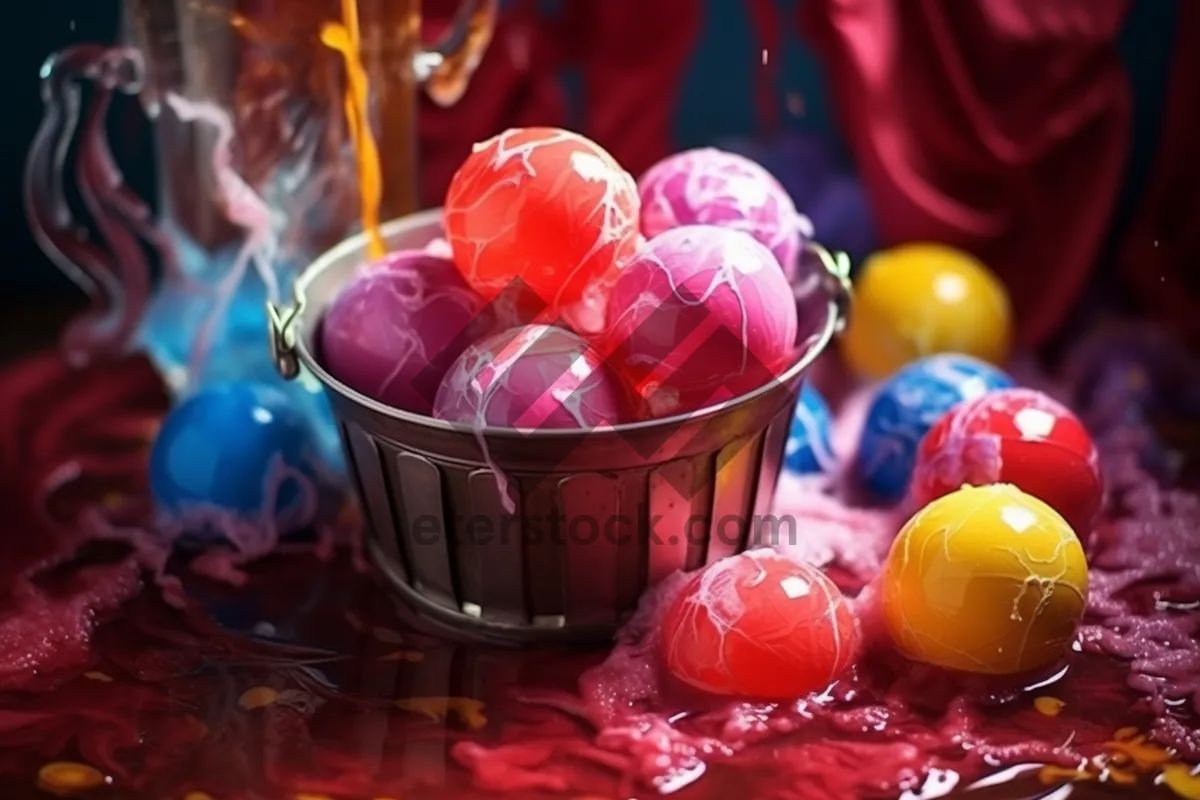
[333, 408, 794, 641]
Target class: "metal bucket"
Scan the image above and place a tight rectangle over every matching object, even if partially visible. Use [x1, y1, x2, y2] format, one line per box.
[268, 208, 852, 643]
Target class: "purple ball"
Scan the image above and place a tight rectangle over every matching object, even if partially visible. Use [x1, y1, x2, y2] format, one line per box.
[638, 148, 806, 279]
[320, 250, 493, 414]
[433, 325, 627, 429]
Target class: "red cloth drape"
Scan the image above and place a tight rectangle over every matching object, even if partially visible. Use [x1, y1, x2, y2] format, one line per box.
[418, 0, 702, 207]
[418, 1, 567, 208]
[799, 0, 1133, 347]
[1117, 1, 1200, 350]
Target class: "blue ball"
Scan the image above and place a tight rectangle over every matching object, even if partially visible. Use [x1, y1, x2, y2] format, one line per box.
[856, 355, 1015, 503]
[784, 383, 836, 475]
[149, 382, 317, 521]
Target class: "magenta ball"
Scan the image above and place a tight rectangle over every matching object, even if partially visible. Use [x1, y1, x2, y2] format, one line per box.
[638, 148, 806, 279]
[320, 250, 494, 414]
[604, 225, 799, 418]
[433, 325, 627, 429]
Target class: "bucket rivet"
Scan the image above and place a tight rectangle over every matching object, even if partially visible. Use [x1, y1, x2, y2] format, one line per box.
[266, 301, 302, 381]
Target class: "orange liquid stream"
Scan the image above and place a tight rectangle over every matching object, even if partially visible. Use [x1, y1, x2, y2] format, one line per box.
[320, 0, 386, 260]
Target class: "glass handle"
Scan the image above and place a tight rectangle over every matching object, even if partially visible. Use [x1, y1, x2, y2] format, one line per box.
[415, 0, 498, 107]
[23, 45, 166, 365]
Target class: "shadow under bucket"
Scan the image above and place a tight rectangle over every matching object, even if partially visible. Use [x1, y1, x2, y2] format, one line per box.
[269, 209, 852, 643]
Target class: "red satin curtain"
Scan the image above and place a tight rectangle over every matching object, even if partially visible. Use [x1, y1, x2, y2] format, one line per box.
[418, 0, 566, 207]
[418, 0, 702, 208]
[416, 0, 1199, 349]
[800, 0, 1133, 348]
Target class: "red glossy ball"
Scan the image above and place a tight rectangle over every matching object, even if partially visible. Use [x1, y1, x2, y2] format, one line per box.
[661, 550, 859, 699]
[443, 127, 640, 326]
[912, 388, 1103, 535]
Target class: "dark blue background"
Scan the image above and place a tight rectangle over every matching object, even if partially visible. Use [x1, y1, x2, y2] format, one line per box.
[0, 1, 1177, 303]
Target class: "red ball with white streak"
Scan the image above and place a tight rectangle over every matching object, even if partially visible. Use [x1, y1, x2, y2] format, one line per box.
[443, 127, 640, 331]
[661, 549, 859, 700]
[911, 388, 1103, 536]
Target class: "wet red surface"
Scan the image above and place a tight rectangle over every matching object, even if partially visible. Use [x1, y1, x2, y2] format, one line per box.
[1, 340, 1198, 800]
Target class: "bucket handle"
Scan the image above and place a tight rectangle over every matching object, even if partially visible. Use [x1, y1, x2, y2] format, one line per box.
[268, 296, 307, 381]
[804, 241, 854, 333]
[267, 236, 854, 382]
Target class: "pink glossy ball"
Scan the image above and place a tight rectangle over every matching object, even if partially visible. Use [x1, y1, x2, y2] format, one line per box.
[320, 250, 493, 414]
[433, 325, 627, 429]
[638, 147, 807, 279]
[604, 225, 799, 418]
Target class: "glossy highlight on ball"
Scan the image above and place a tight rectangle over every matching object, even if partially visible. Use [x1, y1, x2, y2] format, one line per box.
[443, 127, 640, 323]
[840, 242, 1013, 380]
[913, 387, 1103, 536]
[662, 549, 859, 699]
[878, 483, 1089, 675]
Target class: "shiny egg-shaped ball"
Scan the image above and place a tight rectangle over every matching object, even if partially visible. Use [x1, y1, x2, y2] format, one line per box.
[840, 243, 1013, 380]
[638, 147, 807, 279]
[857, 354, 1014, 503]
[662, 549, 859, 699]
[785, 383, 836, 475]
[320, 250, 494, 414]
[604, 225, 798, 419]
[912, 388, 1102, 536]
[879, 483, 1088, 675]
[150, 383, 315, 521]
[443, 127, 640, 317]
[433, 324, 627, 429]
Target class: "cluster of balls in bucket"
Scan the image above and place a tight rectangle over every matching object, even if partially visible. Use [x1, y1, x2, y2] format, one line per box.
[149, 126, 1101, 699]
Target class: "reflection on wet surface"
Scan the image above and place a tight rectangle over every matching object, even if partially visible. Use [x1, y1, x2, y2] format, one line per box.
[0, 338, 1198, 799]
[0, 551, 1190, 799]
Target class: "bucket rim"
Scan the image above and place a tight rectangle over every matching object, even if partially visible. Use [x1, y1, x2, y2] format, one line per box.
[269, 209, 852, 440]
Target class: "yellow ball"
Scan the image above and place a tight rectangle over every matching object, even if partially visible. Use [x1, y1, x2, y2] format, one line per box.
[841, 243, 1012, 380]
[880, 483, 1088, 675]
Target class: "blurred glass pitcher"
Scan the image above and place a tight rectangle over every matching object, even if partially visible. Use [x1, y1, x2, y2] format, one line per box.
[24, 0, 496, 464]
